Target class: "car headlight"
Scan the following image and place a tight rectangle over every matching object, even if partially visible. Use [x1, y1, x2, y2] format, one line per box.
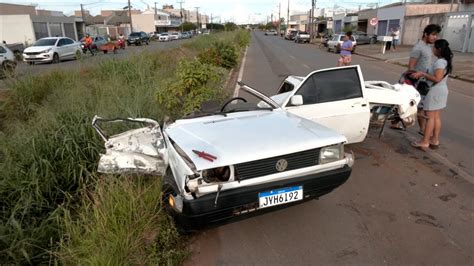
[202, 166, 231, 183]
[319, 144, 343, 164]
[42, 48, 52, 53]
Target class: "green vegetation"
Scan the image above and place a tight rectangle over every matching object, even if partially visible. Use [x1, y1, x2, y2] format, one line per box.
[0, 30, 250, 264]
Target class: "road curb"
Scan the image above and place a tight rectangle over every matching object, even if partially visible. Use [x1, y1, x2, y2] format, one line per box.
[354, 52, 474, 84]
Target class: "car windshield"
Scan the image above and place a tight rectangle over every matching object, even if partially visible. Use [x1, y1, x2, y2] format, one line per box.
[33, 39, 57, 46]
[171, 33, 178, 35]
[130, 32, 140, 37]
[300, 32, 308, 34]
[161, 33, 168, 36]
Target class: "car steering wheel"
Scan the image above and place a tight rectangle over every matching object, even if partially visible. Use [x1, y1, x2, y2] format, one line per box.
[220, 97, 247, 112]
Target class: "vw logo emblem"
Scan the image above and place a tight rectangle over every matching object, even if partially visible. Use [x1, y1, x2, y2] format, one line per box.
[275, 159, 288, 172]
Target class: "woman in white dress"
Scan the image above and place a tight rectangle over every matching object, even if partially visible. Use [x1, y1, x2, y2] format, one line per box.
[411, 39, 453, 150]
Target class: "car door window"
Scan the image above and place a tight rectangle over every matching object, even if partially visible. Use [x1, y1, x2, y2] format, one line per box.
[0, 46, 6, 54]
[57, 39, 65, 46]
[294, 67, 363, 105]
[63, 38, 74, 45]
[277, 81, 295, 94]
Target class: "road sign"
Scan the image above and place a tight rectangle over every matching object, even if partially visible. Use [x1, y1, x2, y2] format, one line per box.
[369, 17, 378, 26]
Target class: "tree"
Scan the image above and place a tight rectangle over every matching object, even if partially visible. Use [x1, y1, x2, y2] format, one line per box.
[207, 23, 224, 31]
[182, 22, 197, 31]
[224, 22, 238, 31]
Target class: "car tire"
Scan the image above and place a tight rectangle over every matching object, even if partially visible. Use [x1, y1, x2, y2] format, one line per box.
[370, 38, 376, 44]
[334, 48, 339, 54]
[127, 41, 130, 46]
[327, 47, 331, 52]
[52, 53, 60, 64]
[146, 40, 149, 45]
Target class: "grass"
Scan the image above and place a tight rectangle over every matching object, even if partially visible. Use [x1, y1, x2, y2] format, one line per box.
[0, 30, 250, 264]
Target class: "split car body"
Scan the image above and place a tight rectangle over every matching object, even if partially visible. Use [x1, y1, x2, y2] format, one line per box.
[93, 65, 420, 231]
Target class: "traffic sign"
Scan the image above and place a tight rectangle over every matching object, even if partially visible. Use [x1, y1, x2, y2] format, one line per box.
[369, 17, 378, 26]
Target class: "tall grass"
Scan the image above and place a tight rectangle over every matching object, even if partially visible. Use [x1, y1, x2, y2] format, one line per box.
[0, 30, 249, 264]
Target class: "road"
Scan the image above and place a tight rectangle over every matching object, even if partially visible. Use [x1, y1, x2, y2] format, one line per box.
[185, 32, 474, 265]
[0, 38, 191, 90]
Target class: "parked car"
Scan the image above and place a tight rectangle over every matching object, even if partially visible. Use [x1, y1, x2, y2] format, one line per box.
[158, 33, 170, 42]
[285, 29, 298, 40]
[23, 37, 81, 64]
[0, 43, 16, 78]
[353, 31, 377, 45]
[294, 31, 310, 43]
[127, 31, 150, 46]
[265, 29, 278, 36]
[326, 34, 357, 53]
[92, 65, 419, 231]
[91, 36, 108, 50]
[170, 32, 181, 40]
[5, 42, 24, 60]
[271, 65, 420, 144]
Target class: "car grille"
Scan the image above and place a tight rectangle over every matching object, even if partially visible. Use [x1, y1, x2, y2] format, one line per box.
[25, 52, 41, 55]
[234, 148, 320, 181]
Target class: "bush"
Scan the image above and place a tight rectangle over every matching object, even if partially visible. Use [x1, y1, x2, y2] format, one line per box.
[197, 40, 237, 69]
[59, 177, 188, 265]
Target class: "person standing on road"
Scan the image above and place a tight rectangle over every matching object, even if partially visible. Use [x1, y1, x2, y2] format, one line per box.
[337, 31, 353, 66]
[391, 26, 400, 51]
[407, 24, 441, 134]
[410, 39, 452, 150]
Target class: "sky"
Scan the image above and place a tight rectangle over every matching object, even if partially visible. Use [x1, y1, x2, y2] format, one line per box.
[2, 0, 403, 24]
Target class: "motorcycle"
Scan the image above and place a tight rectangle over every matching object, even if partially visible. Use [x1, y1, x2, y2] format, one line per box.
[117, 38, 125, 49]
[81, 42, 95, 55]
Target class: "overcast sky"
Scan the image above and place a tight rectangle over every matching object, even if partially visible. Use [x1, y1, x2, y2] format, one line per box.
[2, 0, 401, 24]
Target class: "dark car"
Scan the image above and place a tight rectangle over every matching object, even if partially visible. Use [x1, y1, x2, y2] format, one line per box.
[353, 31, 377, 45]
[127, 31, 150, 46]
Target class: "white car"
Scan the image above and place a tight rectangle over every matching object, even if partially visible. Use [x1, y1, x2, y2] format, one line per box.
[159, 33, 170, 42]
[327, 34, 357, 53]
[271, 65, 420, 144]
[23, 37, 81, 64]
[170, 32, 181, 40]
[0, 43, 16, 78]
[92, 65, 419, 231]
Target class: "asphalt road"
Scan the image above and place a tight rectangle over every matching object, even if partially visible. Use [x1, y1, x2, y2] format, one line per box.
[0, 38, 191, 90]
[185, 32, 474, 265]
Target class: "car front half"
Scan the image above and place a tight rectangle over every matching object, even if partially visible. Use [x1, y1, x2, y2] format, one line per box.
[23, 38, 59, 64]
[93, 83, 354, 231]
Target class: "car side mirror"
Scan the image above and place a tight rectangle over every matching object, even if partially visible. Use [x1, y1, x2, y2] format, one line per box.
[290, 95, 303, 106]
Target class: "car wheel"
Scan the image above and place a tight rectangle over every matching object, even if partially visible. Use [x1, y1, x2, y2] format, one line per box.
[146, 40, 149, 45]
[75, 50, 82, 60]
[127, 41, 130, 46]
[327, 47, 331, 52]
[52, 53, 60, 64]
[370, 38, 376, 44]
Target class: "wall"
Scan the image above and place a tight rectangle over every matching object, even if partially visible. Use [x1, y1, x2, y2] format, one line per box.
[358, 9, 378, 35]
[0, 3, 36, 16]
[0, 15, 35, 45]
[405, 4, 458, 16]
[131, 14, 155, 32]
[376, 6, 405, 37]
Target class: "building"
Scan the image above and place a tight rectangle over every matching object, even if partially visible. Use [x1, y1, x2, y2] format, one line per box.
[0, 3, 79, 45]
[357, 8, 378, 35]
[132, 8, 182, 32]
[289, 13, 309, 31]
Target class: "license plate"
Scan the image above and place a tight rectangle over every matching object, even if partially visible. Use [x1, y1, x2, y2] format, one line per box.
[258, 186, 303, 209]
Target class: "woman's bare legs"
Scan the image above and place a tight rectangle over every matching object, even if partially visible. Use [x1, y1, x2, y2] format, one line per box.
[431, 110, 442, 144]
[421, 111, 436, 145]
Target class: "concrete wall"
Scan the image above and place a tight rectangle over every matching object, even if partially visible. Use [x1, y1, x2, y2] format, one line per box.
[405, 4, 458, 16]
[376, 6, 405, 37]
[131, 14, 155, 32]
[0, 3, 36, 16]
[0, 15, 35, 45]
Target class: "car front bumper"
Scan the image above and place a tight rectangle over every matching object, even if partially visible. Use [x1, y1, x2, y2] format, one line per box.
[23, 51, 54, 62]
[170, 163, 352, 231]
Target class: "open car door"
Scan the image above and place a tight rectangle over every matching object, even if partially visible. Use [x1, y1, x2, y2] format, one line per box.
[92, 116, 168, 176]
[284, 65, 370, 144]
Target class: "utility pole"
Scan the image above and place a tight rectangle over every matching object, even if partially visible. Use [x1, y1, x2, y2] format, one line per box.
[278, 2, 281, 35]
[178, 0, 185, 32]
[128, 0, 133, 33]
[287, 0, 290, 31]
[210, 13, 213, 32]
[80, 4, 86, 23]
[154, 2, 157, 16]
[310, 0, 315, 40]
[271, 13, 273, 28]
[195, 7, 200, 31]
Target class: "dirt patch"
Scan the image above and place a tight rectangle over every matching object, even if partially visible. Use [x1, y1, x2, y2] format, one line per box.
[439, 193, 457, 202]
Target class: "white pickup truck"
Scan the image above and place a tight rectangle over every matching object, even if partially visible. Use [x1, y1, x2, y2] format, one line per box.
[268, 65, 420, 144]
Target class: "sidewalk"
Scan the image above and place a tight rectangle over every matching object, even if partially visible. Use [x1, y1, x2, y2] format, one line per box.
[353, 43, 474, 83]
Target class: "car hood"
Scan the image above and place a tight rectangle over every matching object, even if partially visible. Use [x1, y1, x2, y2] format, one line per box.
[165, 110, 346, 171]
[24, 46, 54, 52]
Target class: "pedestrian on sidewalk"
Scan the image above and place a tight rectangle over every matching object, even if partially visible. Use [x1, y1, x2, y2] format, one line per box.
[337, 31, 353, 66]
[411, 39, 452, 151]
[391, 26, 400, 51]
[407, 24, 441, 134]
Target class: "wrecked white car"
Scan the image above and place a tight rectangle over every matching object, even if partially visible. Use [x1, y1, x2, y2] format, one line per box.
[93, 83, 354, 231]
[271, 65, 421, 143]
[92, 66, 419, 231]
